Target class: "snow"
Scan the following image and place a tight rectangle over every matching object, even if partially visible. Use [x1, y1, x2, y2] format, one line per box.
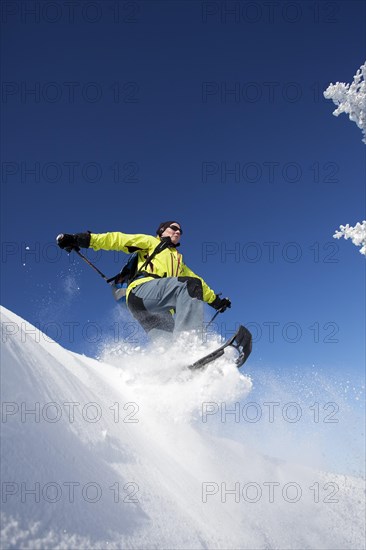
[334, 221, 366, 256]
[324, 61, 366, 256]
[1, 305, 365, 549]
[324, 61, 366, 143]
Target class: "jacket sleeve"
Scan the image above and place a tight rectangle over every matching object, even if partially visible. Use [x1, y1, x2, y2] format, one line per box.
[89, 232, 157, 253]
[180, 263, 217, 304]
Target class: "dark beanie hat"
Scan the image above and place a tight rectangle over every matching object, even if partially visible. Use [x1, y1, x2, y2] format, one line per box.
[156, 221, 183, 236]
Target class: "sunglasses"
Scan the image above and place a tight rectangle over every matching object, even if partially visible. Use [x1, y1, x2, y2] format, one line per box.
[169, 225, 182, 234]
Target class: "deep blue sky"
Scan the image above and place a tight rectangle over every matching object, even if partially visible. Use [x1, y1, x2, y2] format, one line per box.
[1, 0, 365, 374]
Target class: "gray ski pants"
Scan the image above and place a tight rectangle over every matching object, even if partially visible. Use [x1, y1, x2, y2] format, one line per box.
[127, 276, 204, 341]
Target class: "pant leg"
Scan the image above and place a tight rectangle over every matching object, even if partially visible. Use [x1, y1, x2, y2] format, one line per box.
[127, 283, 175, 339]
[173, 279, 204, 335]
[129, 277, 204, 338]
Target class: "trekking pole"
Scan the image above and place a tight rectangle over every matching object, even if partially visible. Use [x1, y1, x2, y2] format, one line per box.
[73, 248, 110, 284]
[206, 309, 222, 329]
[206, 293, 231, 330]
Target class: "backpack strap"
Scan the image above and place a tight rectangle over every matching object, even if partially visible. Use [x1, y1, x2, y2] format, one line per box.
[106, 237, 173, 285]
[129, 237, 173, 283]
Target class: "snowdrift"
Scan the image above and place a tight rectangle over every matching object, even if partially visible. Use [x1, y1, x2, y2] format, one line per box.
[0, 306, 364, 549]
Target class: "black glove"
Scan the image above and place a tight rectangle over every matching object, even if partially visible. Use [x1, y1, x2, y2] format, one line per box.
[210, 295, 232, 312]
[56, 232, 91, 253]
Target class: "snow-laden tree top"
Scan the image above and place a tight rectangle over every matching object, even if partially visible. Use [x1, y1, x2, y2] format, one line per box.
[324, 62, 366, 143]
[324, 62, 366, 256]
[333, 221, 366, 256]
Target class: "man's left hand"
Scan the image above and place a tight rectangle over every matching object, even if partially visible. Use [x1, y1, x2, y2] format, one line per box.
[210, 295, 232, 312]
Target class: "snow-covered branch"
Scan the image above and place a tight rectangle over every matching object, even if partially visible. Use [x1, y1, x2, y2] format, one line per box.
[333, 221, 366, 256]
[324, 61, 366, 143]
[324, 63, 366, 257]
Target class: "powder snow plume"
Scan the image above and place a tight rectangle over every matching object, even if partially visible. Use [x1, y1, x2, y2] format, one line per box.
[0, 305, 364, 549]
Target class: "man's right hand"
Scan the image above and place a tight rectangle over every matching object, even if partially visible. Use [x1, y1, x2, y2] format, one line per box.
[56, 232, 91, 253]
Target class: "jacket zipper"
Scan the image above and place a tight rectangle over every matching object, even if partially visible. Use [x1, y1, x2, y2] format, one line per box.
[170, 251, 181, 276]
[176, 254, 181, 276]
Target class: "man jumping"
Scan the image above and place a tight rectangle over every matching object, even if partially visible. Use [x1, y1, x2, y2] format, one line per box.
[57, 220, 231, 342]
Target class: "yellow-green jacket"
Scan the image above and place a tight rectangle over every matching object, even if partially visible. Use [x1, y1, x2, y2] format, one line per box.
[90, 232, 217, 304]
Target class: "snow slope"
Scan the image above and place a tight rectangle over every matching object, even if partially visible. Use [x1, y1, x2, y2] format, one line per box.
[0, 306, 364, 549]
